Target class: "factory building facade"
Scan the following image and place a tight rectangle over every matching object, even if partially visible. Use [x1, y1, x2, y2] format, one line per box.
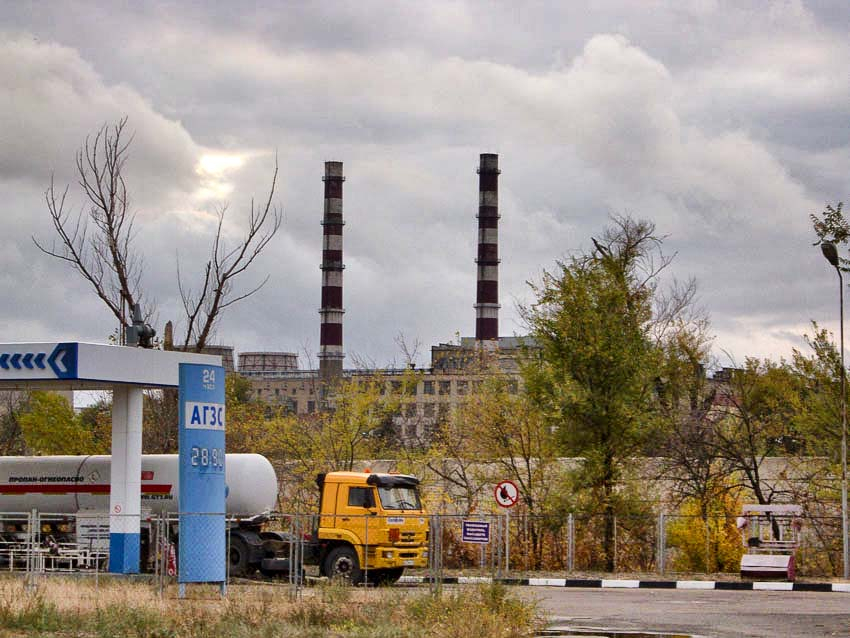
[238, 153, 532, 441]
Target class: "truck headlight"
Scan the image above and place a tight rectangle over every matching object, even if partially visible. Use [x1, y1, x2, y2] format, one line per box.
[382, 551, 394, 559]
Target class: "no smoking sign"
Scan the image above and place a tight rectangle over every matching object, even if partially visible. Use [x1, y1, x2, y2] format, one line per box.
[494, 480, 519, 508]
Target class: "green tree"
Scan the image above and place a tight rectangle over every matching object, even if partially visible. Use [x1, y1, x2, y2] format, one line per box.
[521, 216, 707, 570]
[709, 359, 805, 505]
[19, 392, 108, 455]
[455, 373, 565, 567]
[0, 391, 29, 455]
[249, 371, 415, 511]
[811, 202, 849, 257]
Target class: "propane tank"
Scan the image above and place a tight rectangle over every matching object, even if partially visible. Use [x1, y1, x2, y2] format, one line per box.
[0, 453, 278, 517]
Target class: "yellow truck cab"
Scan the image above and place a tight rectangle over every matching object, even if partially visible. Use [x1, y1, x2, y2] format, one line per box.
[315, 471, 429, 583]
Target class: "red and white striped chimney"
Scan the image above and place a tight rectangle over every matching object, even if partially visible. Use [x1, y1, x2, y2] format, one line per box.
[475, 153, 500, 348]
[319, 161, 345, 382]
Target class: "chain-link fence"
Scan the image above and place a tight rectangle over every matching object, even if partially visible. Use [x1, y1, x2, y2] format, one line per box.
[0, 509, 846, 583]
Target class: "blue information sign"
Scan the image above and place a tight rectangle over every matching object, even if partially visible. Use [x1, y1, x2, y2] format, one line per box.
[462, 520, 491, 544]
[178, 363, 226, 586]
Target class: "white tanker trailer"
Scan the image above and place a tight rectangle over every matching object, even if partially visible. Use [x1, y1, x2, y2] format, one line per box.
[0, 454, 281, 574]
[0, 453, 278, 516]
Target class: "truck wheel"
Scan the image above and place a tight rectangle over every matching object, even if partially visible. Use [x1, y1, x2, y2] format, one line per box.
[323, 546, 362, 584]
[229, 537, 250, 577]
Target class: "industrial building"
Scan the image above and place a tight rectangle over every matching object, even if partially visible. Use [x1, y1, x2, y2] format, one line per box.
[239, 154, 532, 441]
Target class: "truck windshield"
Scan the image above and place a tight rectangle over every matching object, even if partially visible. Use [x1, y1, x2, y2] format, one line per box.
[378, 486, 421, 511]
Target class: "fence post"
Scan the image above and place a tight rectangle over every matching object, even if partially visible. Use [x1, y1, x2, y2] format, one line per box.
[363, 512, 369, 585]
[613, 515, 618, 573]
[505, 511, 510, 574]
[657, 511, 665, 574]
[567, 513, 574, 573]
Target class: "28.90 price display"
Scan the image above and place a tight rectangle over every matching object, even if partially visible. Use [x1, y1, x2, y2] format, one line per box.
[190, 446, 224, 469]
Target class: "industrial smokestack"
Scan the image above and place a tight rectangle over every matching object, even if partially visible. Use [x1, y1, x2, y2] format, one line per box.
[475, 153, 500, 347]
[319, 161, 345, 384]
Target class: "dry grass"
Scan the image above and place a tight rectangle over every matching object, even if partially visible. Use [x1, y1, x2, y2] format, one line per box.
[0, 576, 543, 637]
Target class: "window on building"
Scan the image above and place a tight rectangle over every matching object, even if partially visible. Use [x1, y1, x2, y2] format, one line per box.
[423, 380, 434, 395]
[307, 400, 316, 413]
[404, 403, 416, 418]
[456, 380, 468, 396]
[507, 380, 519, 394]
[438, 403, 450, 419]
[423, 403, 435, 418]
[438, 380, 451, 395]
[391, 381, 403, 392]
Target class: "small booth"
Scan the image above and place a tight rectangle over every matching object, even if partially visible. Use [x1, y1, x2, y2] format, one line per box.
[737, 503, 802, 581]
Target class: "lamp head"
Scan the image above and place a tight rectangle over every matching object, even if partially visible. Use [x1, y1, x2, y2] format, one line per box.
[822, 241, 840, 268]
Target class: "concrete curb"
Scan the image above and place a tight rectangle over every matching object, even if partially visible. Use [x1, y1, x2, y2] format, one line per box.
[398, 575, 848, 593]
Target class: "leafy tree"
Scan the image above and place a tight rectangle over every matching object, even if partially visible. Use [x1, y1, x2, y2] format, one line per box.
[521, 216, 708, 570]
[790, 324, 845, 457]
[454, 373, 565, 567]
[250, 372, 415, 511]
[19, 392, 109, 455]
[709, 359, 804, 505]
[666, 490, 744, 573]
[0, 391, 29, 455]
[412, 401, 489, 515]
[811, 202, 849, 260]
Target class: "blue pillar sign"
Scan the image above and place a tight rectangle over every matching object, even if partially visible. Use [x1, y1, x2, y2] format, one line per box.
[178, 363, 226, 589]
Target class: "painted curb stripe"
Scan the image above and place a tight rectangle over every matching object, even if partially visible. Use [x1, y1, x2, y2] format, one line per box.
[457, 576, 490, 584]
[639, 581, 677, 589]
[393, 576, 850, 593]
[754, 582, 793, 591]
[566, 579, 602, 587]
[529, 578, 567, 587]
[794, 583, 832, 592]
[677, 581, 716, 589]
[602, 579, 640, 588]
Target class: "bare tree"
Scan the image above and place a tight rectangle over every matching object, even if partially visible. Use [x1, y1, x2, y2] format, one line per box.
[34, 117, 145, 340]
[35, 118, 281, 351]
[177, 157, 281, 352]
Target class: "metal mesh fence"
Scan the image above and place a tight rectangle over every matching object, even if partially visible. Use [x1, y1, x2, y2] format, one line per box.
[0, 509, 845, 580]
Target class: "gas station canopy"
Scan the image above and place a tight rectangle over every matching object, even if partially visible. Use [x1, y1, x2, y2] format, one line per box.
[0, 342, 218, 390]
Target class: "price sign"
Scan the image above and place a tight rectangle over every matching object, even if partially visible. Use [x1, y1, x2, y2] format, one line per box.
[494, 480, 519, 508]
[178, 363, 226, 584]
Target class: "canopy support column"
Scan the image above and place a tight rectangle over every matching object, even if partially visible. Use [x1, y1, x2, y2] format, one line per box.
[108, 386, 143, 573]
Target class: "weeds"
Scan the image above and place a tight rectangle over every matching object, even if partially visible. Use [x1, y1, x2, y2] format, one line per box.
[0, 576, 542, 637]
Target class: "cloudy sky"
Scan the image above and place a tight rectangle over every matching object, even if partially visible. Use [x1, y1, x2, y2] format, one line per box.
[3, 1, 849, 371]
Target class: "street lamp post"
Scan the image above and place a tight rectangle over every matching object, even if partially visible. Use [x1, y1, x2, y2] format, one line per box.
[821, 241, 849, 580]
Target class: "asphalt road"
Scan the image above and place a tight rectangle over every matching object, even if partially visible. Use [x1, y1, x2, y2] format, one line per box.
[523, 587, 850, 637]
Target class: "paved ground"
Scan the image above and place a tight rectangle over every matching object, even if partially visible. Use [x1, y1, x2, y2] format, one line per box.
[523, 587, 850, 637]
